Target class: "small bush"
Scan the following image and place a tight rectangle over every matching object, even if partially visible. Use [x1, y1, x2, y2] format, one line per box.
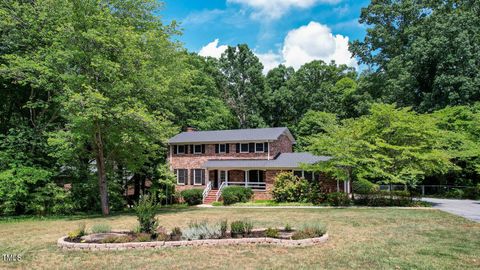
[271, 172, 309, 203]
[181, 189, 204, 205]
[265, 227, 279, 238]
[170, 227, 182, 241]
[284, 224, 292, 232]
[464, 185, 480, 200]
[292, 223, 326, 240]
[182, 220, 221, 240]
[244, 220, 253, 235]
[445, 188, 465, 199]
[219, 219, 228, 237]
[352, 180, 379, 194]
[230, 220, 246, 236]
[91, 223, 111, 234]
[211, 201, 223, 206]
[222, 186, 253, 205]
[67, 223, 86, 240]
[135, 233, 152, 242]
[326, 192, 351, 206]
[134, 195, 159, 234]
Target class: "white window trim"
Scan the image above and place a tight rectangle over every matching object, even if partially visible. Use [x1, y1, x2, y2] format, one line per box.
[176, 169, 186, 185]
[218, 144, 227, 153]
[255, 143, 264, 153]
[177, 145, 186, 154]
[193, 144, 202, 154]
[240, 143, 249, 153]
[193, 169, 203, 185]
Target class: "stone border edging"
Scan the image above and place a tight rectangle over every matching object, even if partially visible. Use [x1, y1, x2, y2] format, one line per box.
[57, 233, 329, 251]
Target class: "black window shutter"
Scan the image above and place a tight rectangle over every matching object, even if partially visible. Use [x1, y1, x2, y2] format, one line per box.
[202, 144, 205, 153]
[201, 170, 205, 185]
[173, 145, 178, 154]
[249, 143, 255, 153]
[236, 143, 240, 153]
[190, 169, 194, 185]
[264, 142, 268, 152]
[215, 144, 219, 153]
[226, 144, 230, 153]
[189, 145, 193, 154]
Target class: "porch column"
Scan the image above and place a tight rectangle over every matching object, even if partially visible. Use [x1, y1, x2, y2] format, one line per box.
[205, 169, 209, 185]
[244, 170, 249, 187]
[225, 170, 229, 186]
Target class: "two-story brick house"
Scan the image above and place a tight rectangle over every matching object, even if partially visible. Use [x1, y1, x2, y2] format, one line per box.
[167, 127, 331, 203]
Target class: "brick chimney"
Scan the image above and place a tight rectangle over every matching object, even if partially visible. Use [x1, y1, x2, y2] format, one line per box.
[185, 127, 197, 132]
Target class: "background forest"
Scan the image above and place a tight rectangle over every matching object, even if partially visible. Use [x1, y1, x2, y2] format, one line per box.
[1, 0, 479, 215]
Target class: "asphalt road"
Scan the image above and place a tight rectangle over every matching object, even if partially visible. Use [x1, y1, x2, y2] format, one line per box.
[422, 198, 480, 222]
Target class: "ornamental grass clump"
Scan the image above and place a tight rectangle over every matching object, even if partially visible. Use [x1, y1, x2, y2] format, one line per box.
[292, 223, 326, 240]
[67, 223, 86, 240]
[182, 220, 221, 240]
[91, 223, 111, 234]
[265, 227, 279, 238]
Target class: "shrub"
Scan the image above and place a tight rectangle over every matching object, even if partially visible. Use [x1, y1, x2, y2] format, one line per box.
[156, 232, 169, 241]
[292, 223, 326, 240]
[463, 185, 480, 200]
[221, 186, 253, 205]
[271, 172, 309, 203]
[284, 224, 292, 232]
[170, 227, 182, 241]
[135, 233, 152, 242]
[230, 220, 246, 236]
[219, 219, 228, 237]
[181, 189, 203, 205]
[182, 220, 221, 240]
[352, 180, 379, 194]
[244, 220, 253, 235]
[133, 195, 159, 234]
[67, 223, 86, 240]
[91, 223, 111, 234]
[265, 227, 279, 238]
[326, 192, 351, 206]
[444, 188, 464, 199]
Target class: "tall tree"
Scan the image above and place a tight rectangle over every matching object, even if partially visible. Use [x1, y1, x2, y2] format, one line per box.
[350, 0, 480, 111]
[218, 44, 266, 128]
[263, 65, 296, 127]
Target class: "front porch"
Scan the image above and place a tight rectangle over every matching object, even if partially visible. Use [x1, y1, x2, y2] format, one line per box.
[207, 169, 267, 191]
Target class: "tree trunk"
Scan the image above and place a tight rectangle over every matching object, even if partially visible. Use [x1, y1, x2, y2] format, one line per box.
[95, 129, 109, 215]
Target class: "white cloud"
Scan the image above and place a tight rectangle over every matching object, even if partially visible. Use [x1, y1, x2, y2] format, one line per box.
[281, 21, 357, 69]
[227, 0, 341, 20]
[198, 39, 228, 58]
[255, 52, 283, 74]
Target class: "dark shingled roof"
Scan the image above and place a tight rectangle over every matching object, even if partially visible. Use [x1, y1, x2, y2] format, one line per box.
[203, 153, 331, 169]
[168, 127, 295, 144]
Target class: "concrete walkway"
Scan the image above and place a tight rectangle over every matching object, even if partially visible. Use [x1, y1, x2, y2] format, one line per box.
[422, 198, 480, 222]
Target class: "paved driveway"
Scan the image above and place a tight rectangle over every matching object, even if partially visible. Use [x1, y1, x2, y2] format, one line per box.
[422, 198, 480, 222]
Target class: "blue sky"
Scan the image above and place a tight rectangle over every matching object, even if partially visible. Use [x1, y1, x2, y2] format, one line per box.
[161, 0, 370, 72]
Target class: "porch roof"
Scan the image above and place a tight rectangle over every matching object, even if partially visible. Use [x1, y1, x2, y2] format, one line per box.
[203, 152, 331, 170]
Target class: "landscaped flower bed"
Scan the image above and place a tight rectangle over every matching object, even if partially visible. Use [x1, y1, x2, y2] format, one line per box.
[59, 220, 328, 250]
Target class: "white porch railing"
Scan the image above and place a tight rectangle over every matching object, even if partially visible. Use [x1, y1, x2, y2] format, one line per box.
[202, 181, 212, 204]
[215, 181, 266, 202]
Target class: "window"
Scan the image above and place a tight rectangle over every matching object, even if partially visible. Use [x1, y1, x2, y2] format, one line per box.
[240, 143, 249, 153]
[193, 169, 204, 185]
[248, 170, 264, 182]
[193, 145, 202, 154]
[219, 144, 226, 153]
[175, 169, 188, 185]
[304, 171, 314, 181]
[177, 145, 185, 154]
[255, 143, 264, 153]
[219, 170, 226, 182]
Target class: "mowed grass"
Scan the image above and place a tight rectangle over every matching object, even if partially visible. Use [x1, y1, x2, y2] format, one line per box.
[1, 208, 479, 270]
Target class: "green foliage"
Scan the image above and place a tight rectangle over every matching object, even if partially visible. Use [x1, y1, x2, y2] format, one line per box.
[221, 186, 253, 205]
[180, 189, 204, 206]
[67, 223, 86, 240]
[326, 192, 351, 206]
[219, 219, 228, 237]
[135, 233, 152, 242]
[133, 195, 159, 234]
[170, 227, 182, 241]
[352, 180, 379, 194]
[294, 110, 338, 151]
[284, 224, 292, 232]
[153, 164, 177, 205]
[309, 104, 459, 188]
[354, 190, 414, 207]
[444, 189, 465, 199]
[230, 220, 246, 236]
[91, 223, 111, 234]
[265, 227, 279, 238]
[350, 1, 480, 112]
[292, 223, 326, 240]
[271, 172, 309, 203]
[182, 220, 221, 240]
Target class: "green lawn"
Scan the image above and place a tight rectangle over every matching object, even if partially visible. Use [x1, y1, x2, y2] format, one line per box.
[1, 208, 479, 269]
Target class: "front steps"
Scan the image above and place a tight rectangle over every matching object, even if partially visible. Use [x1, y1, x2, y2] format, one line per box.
[203, 189, 219, 204]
